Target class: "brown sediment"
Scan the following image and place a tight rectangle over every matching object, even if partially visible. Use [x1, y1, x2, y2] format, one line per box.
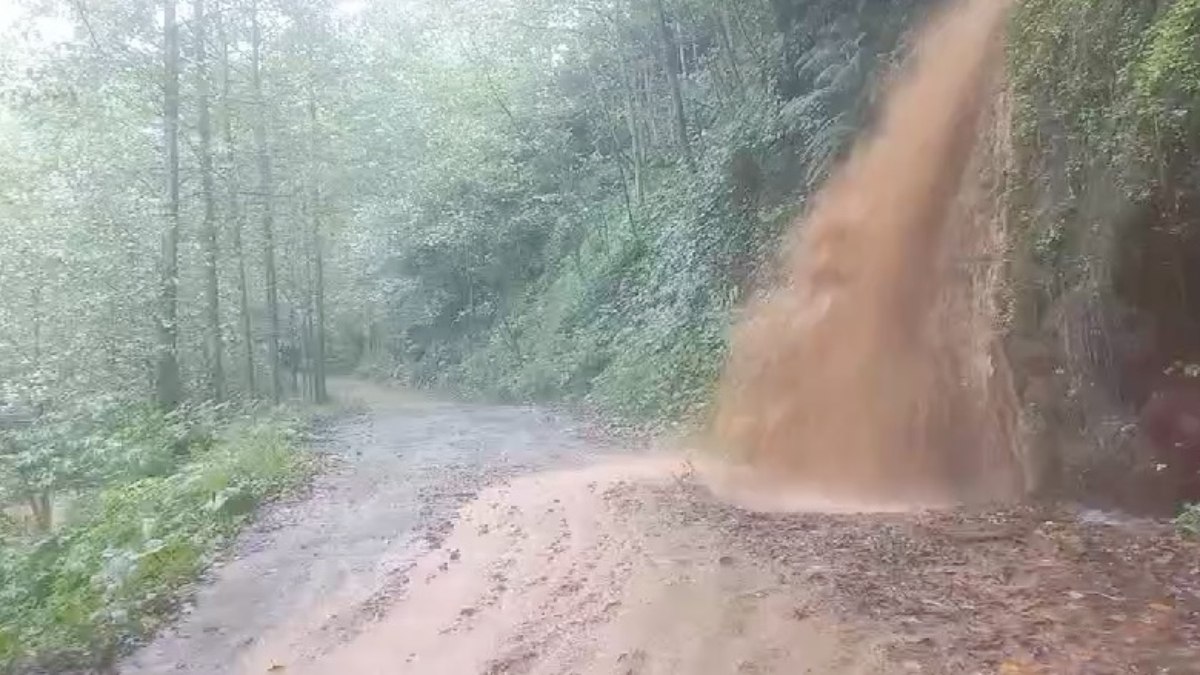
[712, 0, 1025, 507]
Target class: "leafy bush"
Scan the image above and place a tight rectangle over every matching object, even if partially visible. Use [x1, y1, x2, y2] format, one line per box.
[0, 409, 310, 673]
[1176, 503, 1200, 537]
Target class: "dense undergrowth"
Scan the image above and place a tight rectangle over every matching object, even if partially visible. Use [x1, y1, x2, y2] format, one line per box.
[0, 405, 312, 672]
[445, 161, 785, 421]
[339, 0, 924, 423]
[1005, 0, 1200, 503]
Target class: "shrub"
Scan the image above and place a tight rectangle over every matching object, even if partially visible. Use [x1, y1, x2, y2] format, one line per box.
[1176, 503, 1200, 537]
[0, 410, 311, 672]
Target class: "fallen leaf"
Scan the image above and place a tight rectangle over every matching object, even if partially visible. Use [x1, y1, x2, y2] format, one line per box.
[999, 660, 1037, 674]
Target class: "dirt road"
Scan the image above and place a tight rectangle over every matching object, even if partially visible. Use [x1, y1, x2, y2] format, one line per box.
[123, 381, 1200, 674]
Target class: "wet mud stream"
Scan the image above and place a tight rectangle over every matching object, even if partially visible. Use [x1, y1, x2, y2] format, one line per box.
[120, 380, 1200, 675]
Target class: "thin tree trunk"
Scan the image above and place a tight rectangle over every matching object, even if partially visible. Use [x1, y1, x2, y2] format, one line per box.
[642, 64, 660, 151]
[312, 204, 328, 403]
[583, 63, 638, 236]
[194, 0, 223, 402]
[307, 83, 329, 404]
[731, 2, 770, 88]
[305, 309, 316, 400]
[219, 3, 255, 397]
[251, 0, 281, 404]
[715, 5, 744, 93]
[28, 491, 52, 533]
[157, 0, 183, 409]
[31, 284, 41, 365]
[621, 58, 646, 204]
[299, 201, 315, 401]
[653, 0, 693, 169]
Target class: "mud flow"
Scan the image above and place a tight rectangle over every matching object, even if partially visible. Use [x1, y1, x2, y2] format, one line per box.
[711, 0, 1026, 508]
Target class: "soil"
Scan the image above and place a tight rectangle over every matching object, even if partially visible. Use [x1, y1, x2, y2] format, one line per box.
[118, 379, 1200, 675]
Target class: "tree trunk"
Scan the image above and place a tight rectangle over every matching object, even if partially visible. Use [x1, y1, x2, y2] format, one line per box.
[583, 62, 638, 236]
[622, 58, 646, 205]
[251, 0, 282, 404]
[194, 0, 223, 402]
[28, 491, 52, 533]
[307, 87, 329, 404]
[312, 215, 328, 403]
[735, 1, 773, 89]
[642, 64, 660, 151]
[715, 5, 744, 92]
[157, 0, 183, 409]
[300, 303, 314, 400]
[652, 0, 693, 169]
[31, 284, 42, 365]
[218, 7, 256, 397]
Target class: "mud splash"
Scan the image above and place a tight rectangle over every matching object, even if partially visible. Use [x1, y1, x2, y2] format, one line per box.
[712, 0, 1025, 508]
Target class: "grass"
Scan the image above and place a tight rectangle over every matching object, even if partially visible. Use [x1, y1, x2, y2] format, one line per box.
[0, 410, 314, 673]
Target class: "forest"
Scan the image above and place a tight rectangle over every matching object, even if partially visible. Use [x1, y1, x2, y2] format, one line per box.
[2, 0, 1200, 670]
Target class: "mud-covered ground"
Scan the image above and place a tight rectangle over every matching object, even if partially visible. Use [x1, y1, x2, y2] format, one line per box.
[123, 381, 1200, 674]
[120, 381, 615, 674]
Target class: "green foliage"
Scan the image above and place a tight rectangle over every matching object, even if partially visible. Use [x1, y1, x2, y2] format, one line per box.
[334, 0, 921, 423]
[0, 400, 225, 523]
[1003, 0, 1200, 490]
[1174, 503, 1200, 537]
[1135, 0, 1200, 126]
[0, 409, 309, 672]
[1009, 0, 1152, 175]
[1003, 0, 1200, 328]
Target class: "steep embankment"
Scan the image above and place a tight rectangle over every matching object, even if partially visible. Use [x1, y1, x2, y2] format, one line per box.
[1004, 0, 1200, 511]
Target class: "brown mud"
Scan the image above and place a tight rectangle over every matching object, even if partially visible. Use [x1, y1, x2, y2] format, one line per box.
[118, 380, 1200, 675]
[713, 0, 1026, 506]
[242, 448, 1200, 674]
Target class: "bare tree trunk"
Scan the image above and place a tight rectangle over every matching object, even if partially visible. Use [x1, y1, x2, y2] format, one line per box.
[31, 284, 41, 366]
[731, 2, 771, 88]
[298, 298, 313, 400]
[312, 206, 329, 403]
[653, 0, 693, 169]
[714, 5, 744, 93]
[251, 0, 282, 404]
[28, 491, 52, 533]
[194, 0, 223, 402]
[622, 58, 646, 204]
[307, 86, 329, 404]
[157, 0, 183, 409]
[642, 64, 660, 151]
[218, 7, 256, 397]
[302, 38, 331, 403]
[583, 63, 638, 236]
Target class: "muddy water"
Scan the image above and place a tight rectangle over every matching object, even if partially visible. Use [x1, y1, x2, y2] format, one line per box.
[121, 380, 614, 675]
[270, 458, 885, 675]
[712, 0, 1025, 507]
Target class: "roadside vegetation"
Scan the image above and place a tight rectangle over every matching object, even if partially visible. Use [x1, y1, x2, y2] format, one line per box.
[0, 404, 311, 671]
